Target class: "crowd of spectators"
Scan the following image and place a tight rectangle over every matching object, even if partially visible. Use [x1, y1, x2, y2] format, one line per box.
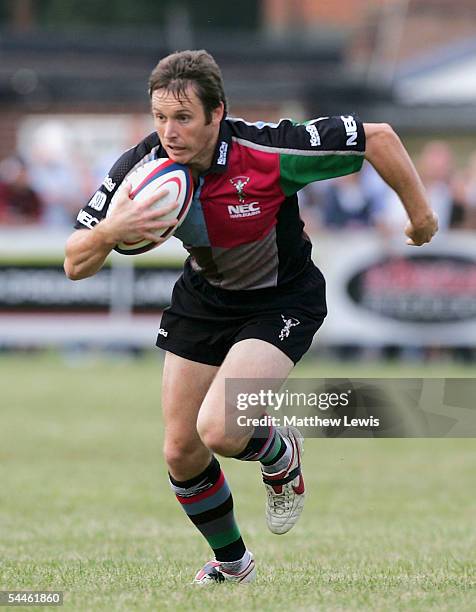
[1, 137, 476, 234]
[0, 150, 90, 228]
[299, 141, 476, 235]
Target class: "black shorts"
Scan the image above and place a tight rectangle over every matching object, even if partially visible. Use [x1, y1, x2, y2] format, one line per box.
[156, 264, 327, 366]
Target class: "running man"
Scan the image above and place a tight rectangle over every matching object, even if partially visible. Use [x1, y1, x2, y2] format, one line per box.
[64, 50, 438, 584]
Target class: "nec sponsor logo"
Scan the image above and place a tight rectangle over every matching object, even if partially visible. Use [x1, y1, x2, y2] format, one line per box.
[341, 115, 358, 146]
[228, 202, 261, 218]
[88, 191, 107, 211]
[217, 141, 228, 165]
[103, 175, 116, 192]
[77, 209, 100, 229]
[305, 124, 321, 147]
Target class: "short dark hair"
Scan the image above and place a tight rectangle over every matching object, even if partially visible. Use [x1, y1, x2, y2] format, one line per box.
[148, 50, 227, 123]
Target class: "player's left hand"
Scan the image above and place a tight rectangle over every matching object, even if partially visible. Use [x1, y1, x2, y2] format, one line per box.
[405, 211, 438, 246]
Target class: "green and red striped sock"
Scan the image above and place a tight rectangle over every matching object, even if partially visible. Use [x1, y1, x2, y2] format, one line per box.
[233, 422, 292, 473]
[169, 457, 246, 562]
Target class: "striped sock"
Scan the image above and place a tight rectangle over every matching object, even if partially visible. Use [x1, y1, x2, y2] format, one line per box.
[233, 421, 292, 473]
[169, 457, 246, 562]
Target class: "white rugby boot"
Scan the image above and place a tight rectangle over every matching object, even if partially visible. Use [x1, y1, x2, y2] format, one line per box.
[261, 426, 305, 535]
[193, 553, 256, 585]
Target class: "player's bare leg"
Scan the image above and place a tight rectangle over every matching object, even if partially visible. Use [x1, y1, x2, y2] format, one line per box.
[196, 339, 294, 454]
[196, 339, 306, 536]
[161, 351, 255, 584]
[162, 351, 217, 480]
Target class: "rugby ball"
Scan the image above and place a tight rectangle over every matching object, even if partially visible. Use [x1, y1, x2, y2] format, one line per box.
[108, 158, 193, 255]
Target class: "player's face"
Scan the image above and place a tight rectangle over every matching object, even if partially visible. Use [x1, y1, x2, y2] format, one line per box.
[151, 86, 223, 174]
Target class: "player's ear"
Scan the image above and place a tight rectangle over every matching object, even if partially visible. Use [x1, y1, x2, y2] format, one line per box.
[212, 102, 225, 125]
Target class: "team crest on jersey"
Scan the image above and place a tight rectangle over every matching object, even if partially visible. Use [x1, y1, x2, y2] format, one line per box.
[228, 176, 261, 218]
[230, 176, 250, 204]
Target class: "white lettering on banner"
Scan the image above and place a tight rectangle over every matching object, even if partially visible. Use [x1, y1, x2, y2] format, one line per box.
[103, 175, 116, 192]
[341, 115, 358, 146]
[77, 209, 100, 229]
[88, 191, 107, 211]
[305, 124, 321, 147]
[228, 202, 261, 218]
[217, 141, 228, 165]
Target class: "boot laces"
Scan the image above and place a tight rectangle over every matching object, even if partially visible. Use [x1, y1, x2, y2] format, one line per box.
[267, 483, 294, 515]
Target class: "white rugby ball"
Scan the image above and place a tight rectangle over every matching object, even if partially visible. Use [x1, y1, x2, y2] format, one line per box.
[108, 157, 193, 255]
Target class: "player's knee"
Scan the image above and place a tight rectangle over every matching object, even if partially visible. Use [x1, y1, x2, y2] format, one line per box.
[163, 439, 203, 473]
[196, 420, 238, 456]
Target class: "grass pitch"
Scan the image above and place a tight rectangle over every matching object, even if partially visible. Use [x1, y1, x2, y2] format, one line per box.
[1, 353, 475, 611]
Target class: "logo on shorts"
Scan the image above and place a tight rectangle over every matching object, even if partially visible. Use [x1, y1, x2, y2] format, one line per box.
[279, 315, 300, 341]
[230, 176, 250, 204]
[157, 328, 168, 338]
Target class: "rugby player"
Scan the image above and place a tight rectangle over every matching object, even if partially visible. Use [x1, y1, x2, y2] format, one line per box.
[64, 50, 438, 584]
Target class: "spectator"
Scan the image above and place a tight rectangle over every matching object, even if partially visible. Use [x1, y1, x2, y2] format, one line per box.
[0, 156, 44, 225]
[377, 141, 463, 235]
[299, 162, 383, 230]
[25, 121, 90, 227]
[462, 151, 476, 230]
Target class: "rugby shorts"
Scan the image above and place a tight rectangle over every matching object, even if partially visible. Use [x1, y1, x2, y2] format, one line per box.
[156, 264, 327, 366]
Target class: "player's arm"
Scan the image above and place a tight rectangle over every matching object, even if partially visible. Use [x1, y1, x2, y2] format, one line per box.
[64, 184, 177, 280]
[363, 123, 438, 245]
[64, 226, 117, 281]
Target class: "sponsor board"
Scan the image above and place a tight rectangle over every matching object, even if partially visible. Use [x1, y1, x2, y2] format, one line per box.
[1, 229, 475, 347]
[316, 230, 476, 346]
[0, 264, 181, 311]
[347, 254, 476, 323]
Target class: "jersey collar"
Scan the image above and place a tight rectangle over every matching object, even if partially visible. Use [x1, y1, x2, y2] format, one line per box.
[206, 118, 232, 174]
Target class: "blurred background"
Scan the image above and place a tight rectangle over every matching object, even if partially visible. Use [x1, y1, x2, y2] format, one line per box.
[0, 0, 475, 364]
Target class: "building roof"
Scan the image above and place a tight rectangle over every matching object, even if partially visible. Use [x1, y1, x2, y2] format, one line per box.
[396, 37, 476, 104]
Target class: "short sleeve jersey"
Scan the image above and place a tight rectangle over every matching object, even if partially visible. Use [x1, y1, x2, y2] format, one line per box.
[75, 115, 366, 290]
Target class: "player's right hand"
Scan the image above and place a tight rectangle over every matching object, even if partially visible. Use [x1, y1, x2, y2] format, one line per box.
[103, 182, 179, 244]
[405, 210, 438, 246]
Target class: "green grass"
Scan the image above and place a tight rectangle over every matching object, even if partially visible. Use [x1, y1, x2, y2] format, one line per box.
[1, 353, 475, 611]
